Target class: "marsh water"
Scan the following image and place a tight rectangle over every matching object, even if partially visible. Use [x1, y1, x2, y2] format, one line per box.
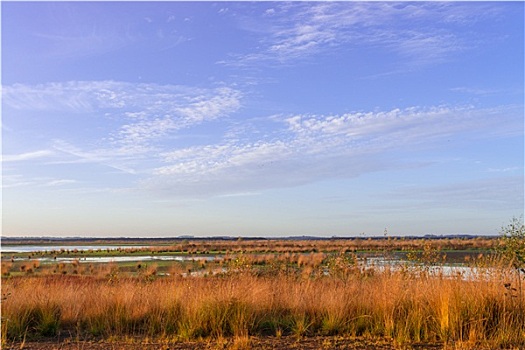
[1, 243, 501, 280]
[1, 244, 150, 253]
[1, 244, 219, 264]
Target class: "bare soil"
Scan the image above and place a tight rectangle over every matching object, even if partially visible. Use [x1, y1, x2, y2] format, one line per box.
[2, 337, 468, 350]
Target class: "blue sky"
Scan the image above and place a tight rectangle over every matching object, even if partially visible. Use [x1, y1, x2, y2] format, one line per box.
[2, 1, 523, 237]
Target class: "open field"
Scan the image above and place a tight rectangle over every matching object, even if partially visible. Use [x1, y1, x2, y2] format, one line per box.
[1, 237, 524, 349]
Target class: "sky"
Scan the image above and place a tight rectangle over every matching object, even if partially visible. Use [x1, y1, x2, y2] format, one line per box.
[1, 1, 524, 238]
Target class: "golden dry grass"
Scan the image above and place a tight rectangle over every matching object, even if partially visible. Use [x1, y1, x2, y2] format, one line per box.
[2, 234, 523, 348]
[2, 264, 524, 348]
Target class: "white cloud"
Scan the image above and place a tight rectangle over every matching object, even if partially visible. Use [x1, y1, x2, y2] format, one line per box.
[144, 104, 522, 197]
[174, 87, 242, 123]
[2, 150, 55, 162]
[4, 81, 521, 199]
[50, 140, 141, 175]
[286, 105, 522, 147]
[155, 140, 291, 177]
[112, 86, 241, 153]
[488, 167, 521, 173]
[3, 81, 241, 115]
[4, 81, 242, 155]
[45, 179, 78, 187]
[264, 9, 275, 17]
[450, 87, 500, 95]
[226, 2, 501, 67]
[216, 192, 260, 198]
[1, 174, 36, 189]
[2, 173, 78, 189]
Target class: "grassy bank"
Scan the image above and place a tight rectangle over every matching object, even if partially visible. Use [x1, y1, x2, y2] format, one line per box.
[2, 265, 524, 349]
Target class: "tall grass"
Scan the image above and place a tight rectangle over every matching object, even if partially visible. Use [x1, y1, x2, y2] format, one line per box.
[2, 267, 524, 348]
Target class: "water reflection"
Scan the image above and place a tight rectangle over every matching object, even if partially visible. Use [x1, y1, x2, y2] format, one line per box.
[1, 245, 151, 253]
[37, 255, 221, 263]
[360, 256, 498, 280]
[1, 245, 500, 281]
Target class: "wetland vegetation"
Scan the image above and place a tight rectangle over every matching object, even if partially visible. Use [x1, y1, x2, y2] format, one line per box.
[1, 226, 524, 349]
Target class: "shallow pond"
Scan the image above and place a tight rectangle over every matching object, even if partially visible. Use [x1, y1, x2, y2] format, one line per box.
[1, 244, 151, 253]
[37, 255, 221, 263]
[1, 245, 505, 281]
[360, 256, 502, 280]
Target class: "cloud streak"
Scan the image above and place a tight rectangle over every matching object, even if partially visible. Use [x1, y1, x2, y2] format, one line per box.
[45, 179, 78, 187]
[3, 81, 241, 115]
[145, 104, 522, 197]
[2, 150, 55, 162]
[4, 84, 521, 199]
[224, 2, 498, 67]
[4, 81, 242, 156]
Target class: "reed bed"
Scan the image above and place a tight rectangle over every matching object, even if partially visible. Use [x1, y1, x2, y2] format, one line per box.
[5, 237, 498, 260]
[2, 265, 524, 348]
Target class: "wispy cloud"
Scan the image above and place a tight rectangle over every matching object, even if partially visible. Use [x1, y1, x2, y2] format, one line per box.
[49, 140, 139, 175]
[450, 87, 501, 95]
[4, 81, 242, 156]
[2, 173, 77, 189]
[487, 167, 522, 173]
[3, 81, 241, 114]
[284, 105, 522, 152]
[45, 179, 78, 187]
[2, 150, 55, 162]
[3, 81, 127, 112]
[216, 192, 261, 198]
[144, 104, 522, 197]
[1, 174, 37, 189]
[224, 2, 501, 68]
[112, 86, 241, 154]
[4, 83, 521, 199]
